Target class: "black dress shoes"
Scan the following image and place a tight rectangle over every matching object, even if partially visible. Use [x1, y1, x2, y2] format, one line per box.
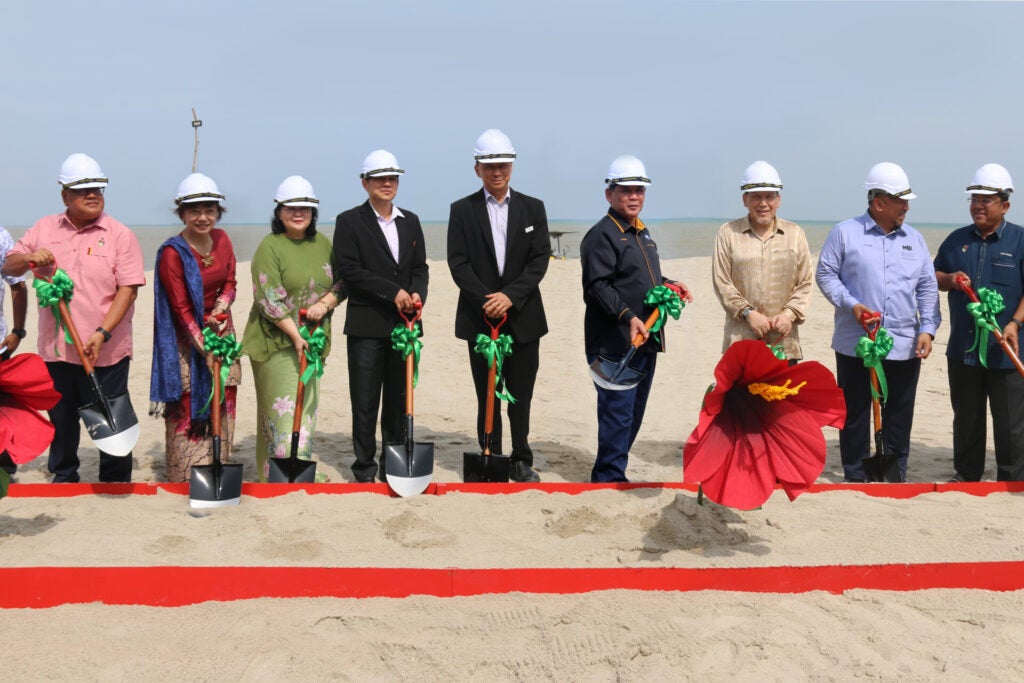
[511, 461, 540, 483]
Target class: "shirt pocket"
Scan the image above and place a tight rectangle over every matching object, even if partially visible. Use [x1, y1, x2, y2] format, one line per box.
[990, 259, 1017, 287]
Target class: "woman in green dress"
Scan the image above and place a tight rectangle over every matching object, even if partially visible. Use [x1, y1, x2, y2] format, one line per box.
[242, 176, 345, 481]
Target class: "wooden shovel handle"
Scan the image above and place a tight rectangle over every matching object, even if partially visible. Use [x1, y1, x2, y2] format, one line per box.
[401, 303, 423, 417]
[31, 261, 93, 374]
[482, 313, 507, 455]
[631, 309, 660, 347]
[292, 309, 312, 434]
[957, 276, 1024, 379]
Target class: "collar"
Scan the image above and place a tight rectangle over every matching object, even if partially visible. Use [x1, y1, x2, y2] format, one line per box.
[484, 188, 511, 205]
[370, 202, 404, 222]
[862, 211, 904, 237]
[972, 219, 1006, 240]
[607, 208, 645, 233]
[740, 215, 781, 235]
[60, 211, 109, 232]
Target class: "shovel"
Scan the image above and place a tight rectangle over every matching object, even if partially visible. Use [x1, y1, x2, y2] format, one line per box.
[859, 314, 903, 483]
[463, 314, 511, 482]
[190, 315, 243, 507]
[32, 263, 139, 456]
[589, 308, 660, 391]
[384, 304, 434, 497]
[269, 309, 318, 484]
[957, 276, 1024, 379]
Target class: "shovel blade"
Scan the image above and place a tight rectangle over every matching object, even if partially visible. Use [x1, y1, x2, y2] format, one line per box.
[588, 356, 646, 391]
[463, 451, 511, 483]
[79, 392, 139, 456]
[864, 430, 903, 483]
[384, 442, 434, 497]
[268, 456, 317, 484]
[189, 463, 244, 508]
[863, 453, 903, 483]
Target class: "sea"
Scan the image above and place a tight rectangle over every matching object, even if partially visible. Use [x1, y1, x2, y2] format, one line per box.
[6, 218, 961, 269]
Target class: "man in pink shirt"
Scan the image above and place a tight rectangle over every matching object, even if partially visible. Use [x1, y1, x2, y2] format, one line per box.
[3, 153, 145, 483]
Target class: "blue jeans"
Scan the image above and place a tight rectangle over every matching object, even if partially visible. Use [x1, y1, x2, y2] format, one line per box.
[588, 352, 656, 482]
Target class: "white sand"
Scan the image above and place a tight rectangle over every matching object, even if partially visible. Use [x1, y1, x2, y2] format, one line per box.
[5, 256, 1024, 680]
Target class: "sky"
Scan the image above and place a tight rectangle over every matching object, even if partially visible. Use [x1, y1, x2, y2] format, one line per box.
[2, 0, 1022, 227]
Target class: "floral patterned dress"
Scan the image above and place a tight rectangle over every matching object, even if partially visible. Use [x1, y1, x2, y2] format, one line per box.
[241, 232, 343, 481]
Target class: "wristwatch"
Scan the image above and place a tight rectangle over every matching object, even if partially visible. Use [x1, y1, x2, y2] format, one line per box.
[740, 306, 754, 320]
[11, 328, 25, 339]
[1012, 318, 1024, 329]
[95, 327, 112, 342]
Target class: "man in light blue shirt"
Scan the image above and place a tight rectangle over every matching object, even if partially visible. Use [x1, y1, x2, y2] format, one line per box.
[816, 162, 939, 482]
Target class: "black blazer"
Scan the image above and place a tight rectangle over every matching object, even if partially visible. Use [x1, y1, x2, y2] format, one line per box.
[334, 201, 428, 338]
[446, 188, 550, 342]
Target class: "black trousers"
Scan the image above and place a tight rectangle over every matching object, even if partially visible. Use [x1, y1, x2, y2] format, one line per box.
[948, 359, 1024, 481]
[835, 352, 920, 482]
[46, 357, 133, 483]
[347, 336, 406, 482]
[467, 338, 539, 465]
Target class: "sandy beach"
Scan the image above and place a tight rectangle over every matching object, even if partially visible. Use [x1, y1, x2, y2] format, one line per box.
[5, 253, 1024, 680]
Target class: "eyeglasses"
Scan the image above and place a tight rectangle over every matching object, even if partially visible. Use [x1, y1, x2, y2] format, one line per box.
[280, 205, 312, 213]
[183, 206, 220, 218]
[615, 186, 646, 196]
[969, 196, 1006, 207]
[70, 187, 104, 197]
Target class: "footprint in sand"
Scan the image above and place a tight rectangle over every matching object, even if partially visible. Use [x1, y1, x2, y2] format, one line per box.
[381, 510, 456, 548]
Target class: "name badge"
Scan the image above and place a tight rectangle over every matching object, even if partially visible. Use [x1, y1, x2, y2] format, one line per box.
[525, 225, 534, 233]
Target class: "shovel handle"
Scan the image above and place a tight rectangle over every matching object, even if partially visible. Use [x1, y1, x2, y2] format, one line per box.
[31, 261, 94, 374]
[482, 313, 508, 455]
[291, 309, 312, 434]
[859, 310, 882, 341]
[956, 276, 1024, 379]
[631, 309, 661, 347]
[402, 302, 422, 416]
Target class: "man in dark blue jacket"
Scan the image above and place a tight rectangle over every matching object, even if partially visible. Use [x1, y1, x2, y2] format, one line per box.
[935, 164, 1024, 482]
[580, 155, 691, 483]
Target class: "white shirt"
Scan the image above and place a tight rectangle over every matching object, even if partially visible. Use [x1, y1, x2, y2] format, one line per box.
[0, 226, 25, 339]
[484, 189, 510, 276]
[371, 204, 405, 262]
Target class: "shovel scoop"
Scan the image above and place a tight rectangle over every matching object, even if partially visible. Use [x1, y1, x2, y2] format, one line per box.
[589, 308, 661, 391]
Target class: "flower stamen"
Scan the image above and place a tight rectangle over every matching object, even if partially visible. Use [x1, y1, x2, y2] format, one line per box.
[747, 379, 806, 402]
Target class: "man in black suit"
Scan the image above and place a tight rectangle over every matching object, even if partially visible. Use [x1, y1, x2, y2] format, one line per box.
[334, 150, 428, 483]
[447, 129, 551, 482]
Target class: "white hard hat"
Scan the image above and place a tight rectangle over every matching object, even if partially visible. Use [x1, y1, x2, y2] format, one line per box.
[864, 162, 916, 200]
[274, 176, 319, 207]
[965, 163, 1014, 196]
[360, 150, 405, 178]
[741, 160, 783, 193]
[605, 155, 651, 187]
[175, 173, 225, 206]
[473, 129, 517, 163]
[58, 153, 108, 190]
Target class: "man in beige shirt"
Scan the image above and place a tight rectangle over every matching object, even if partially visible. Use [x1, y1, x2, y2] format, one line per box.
[712, 161, 813, 361]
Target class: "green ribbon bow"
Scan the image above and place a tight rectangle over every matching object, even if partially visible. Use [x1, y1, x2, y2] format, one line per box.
[473, 331, 516, 404]
[966, 287, 1005, 369]
[32, 268, 75, 356]
[201, 328, 242, 410]
[300, 325, 327, 385]
[390, 321, 423, 388]
[855, 327, 894, 403]
[644, 285, 685, 342]
[765, 341, 786, 360]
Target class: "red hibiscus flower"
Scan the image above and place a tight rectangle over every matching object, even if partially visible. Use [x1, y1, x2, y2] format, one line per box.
[683, 340, 846, 509]
[0, 354, 61, 497]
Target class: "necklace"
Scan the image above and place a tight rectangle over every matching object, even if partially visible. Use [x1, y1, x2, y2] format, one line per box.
[183, 234, 215, 268]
